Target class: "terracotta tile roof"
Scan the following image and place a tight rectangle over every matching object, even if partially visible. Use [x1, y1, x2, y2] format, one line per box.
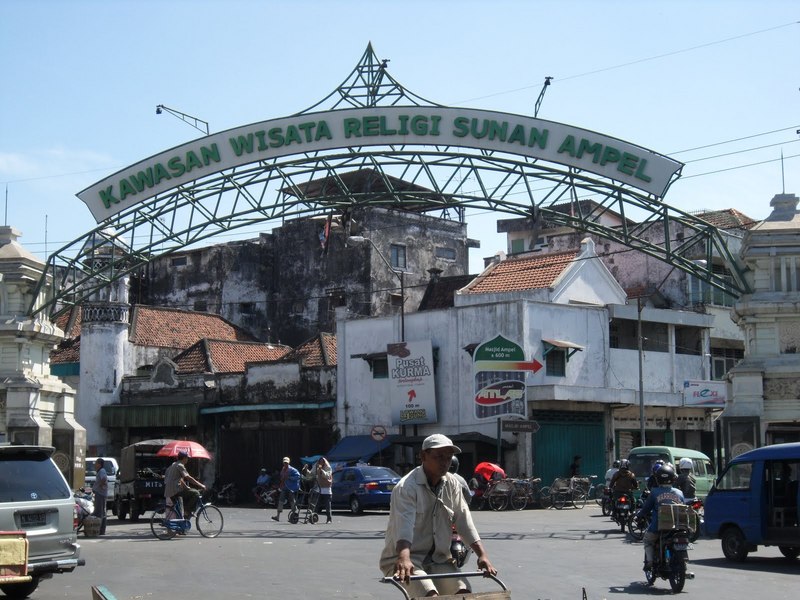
[462, 250, 577, 295]
[174, 339, 292, 374]
[53, 307, 81, 339]
[50, 337, 81, 364]
[130, 305, 258, 349]
[418, 275, 476, 310]
[694, 208, 757, 230]
[281, 333, 337, 367]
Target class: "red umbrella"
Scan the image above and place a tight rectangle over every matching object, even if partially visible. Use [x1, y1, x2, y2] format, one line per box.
[474, 461, 506, 481]
[155, 440, 212, 460]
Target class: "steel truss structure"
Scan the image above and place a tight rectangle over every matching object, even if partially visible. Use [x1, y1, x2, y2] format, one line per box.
[30, 43, 750, 317]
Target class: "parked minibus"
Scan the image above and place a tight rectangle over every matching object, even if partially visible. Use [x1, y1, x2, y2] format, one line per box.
[704, 442, 800, 561]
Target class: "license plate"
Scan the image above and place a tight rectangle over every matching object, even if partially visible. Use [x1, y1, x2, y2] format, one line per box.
[20, 512, 46, 527]
[673, 543, 688, 550]
[386, 484, 395, 491]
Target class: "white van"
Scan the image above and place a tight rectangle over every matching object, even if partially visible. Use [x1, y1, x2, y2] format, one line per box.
[84, 457, 119, 512]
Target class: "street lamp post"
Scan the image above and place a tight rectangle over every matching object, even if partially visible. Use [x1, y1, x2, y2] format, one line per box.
[638, 296, 645, 446]
[348, 236, 405, 341]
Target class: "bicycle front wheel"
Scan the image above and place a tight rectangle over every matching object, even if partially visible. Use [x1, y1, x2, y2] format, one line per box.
[510, 487, 528, 511]
[488, 492, 508, 511]
[196, 504, 224, 538]
[573, 491, 587, 509]
[150, 506, 177, 540]
[594, 483, 606, 506]
[538, 486, 552, 509]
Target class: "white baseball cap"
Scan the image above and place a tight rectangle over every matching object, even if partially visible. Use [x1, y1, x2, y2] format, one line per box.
[422, 434, 461, 454]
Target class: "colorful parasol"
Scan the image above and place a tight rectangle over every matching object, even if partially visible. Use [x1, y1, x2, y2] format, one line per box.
[155, 440, 212, 460]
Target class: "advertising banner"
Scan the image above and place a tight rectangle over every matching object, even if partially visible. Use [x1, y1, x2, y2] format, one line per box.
[682, 380, 727, 408]
[473, 334, 542, 420]
[388, 340, 437, 425]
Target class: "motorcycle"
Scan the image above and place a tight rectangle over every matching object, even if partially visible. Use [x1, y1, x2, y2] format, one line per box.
[641, 504, 695, 593]
[212, 482, 238, 505]
[600, 486, 613, 516]
[257, 486, 280, 507]
[686, 497, 704, 543]
[74, 488, 94, 533]
[450, 525, 471, 568]
[628, 488, 651, 541]
[612, 492, 634, 533]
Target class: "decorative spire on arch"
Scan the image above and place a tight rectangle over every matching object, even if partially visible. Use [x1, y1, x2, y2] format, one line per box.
[296, 42, 442, 114]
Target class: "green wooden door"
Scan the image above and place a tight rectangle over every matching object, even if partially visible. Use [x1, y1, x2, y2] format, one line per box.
[532, 411, 605, 488]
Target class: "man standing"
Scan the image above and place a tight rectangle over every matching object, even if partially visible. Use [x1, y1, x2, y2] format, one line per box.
[380, 434, 497, 597]
[91, 458, 108, 535]
[271, 457, 300, 522]
[164, 450, 206, 518]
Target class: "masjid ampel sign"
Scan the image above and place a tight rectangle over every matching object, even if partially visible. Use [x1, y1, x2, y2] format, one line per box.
[78, 106, 682, 221]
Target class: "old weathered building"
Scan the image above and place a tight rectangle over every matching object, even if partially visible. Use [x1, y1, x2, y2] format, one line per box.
[727, 192, 800, 453]
[140, 178, 479, 346]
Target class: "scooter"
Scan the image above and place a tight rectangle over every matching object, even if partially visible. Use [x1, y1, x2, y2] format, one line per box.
[74, 488, 94, 533]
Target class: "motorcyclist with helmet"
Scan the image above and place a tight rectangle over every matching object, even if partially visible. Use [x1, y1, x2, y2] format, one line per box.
[676, 458, 697, 502]
[646, 460, 666, 490]
[635, 463, 685, 569]
[609, 459, 639, 517]
[605, 460, 621, 487]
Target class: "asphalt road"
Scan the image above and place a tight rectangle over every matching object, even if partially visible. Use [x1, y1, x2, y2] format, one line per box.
[29, 503, 799, 600]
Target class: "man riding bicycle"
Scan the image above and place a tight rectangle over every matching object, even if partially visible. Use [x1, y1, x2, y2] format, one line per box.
[163, 450, 206, 520]
[380, 434, 497, 597]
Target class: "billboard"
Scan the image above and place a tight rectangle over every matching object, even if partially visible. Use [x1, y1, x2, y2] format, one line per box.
[683, 380, 727, 408]
[388, 340, 437, 425]
[473, 334, 542, 420]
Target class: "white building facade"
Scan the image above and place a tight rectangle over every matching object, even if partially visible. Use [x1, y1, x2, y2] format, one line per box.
[337, 239, 714, 484]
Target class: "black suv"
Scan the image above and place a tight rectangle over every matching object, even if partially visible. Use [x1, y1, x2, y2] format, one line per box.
[0, 446, 84, 598]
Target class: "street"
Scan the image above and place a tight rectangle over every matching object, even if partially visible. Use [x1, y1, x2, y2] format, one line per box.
[37, 503, 798, 600]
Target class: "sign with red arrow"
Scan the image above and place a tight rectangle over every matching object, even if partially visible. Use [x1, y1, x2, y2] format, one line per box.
[473, 334, 541, 420]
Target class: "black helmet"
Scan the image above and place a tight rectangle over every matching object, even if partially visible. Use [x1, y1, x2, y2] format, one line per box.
[613, 460, 620, 469]
[450, 456, 460, 473]
[619, 459, 630, 470]
[656, 464, 676, 484]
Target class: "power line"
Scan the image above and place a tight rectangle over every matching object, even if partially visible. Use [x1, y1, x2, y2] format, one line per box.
[452, 21, 799, 105]
[669, 125, 800, 155]
[682, 138, 800, 164]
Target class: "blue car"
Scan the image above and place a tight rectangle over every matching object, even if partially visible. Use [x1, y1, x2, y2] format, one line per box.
[331, 466, 401, 514]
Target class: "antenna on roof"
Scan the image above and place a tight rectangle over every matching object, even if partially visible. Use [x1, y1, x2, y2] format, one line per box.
[534, 76, 553, 118]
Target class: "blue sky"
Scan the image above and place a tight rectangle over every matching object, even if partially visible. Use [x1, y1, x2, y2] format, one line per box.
[1, 0, 797, 273]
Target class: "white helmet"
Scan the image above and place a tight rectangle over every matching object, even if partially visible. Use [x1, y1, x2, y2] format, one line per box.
[678, 457, 693, 471]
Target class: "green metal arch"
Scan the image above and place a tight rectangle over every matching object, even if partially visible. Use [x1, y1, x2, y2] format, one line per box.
[29, 43, 750, 317]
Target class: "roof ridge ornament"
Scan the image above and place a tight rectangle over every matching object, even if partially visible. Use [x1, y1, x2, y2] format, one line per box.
[296, 42, 442, 114]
